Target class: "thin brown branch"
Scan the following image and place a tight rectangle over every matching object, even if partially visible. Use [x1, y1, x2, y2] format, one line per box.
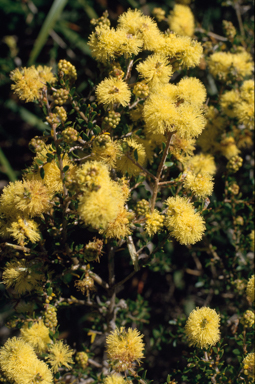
[125, 154, 157, 180]
[124, 59, 134, 81]
[150, 131, 175, 211]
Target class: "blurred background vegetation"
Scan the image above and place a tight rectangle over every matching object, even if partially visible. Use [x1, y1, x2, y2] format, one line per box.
[0, 0, 254, 382]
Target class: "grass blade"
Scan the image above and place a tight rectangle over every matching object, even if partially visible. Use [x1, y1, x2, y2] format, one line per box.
[28, 0, 68, 65]
[0, 147, 17, 182]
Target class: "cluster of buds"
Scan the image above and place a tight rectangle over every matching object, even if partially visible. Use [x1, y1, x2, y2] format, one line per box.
[104, 110, 121, 129]
[227, 155, 243, 173]
[62, 127, 79, 144]
[135, 199, 150, 216]
[228, 183, 239, 195]
[74, 273, 95, 296]
[232, 278, 246, 292]
[91, 10, 110, 28]
[222, 20, 236, 41]
[29, 136, 46, 153]
[75, 351, 89, 370]
[152, 7, 166, 22]
[133, 82, 150, 99]
[46, 106, 67, 127]
[93, 134, 111, 149]
[83, 238, 104, 262]
[240, 310, 255, 328]
[58, 59, 77, 83]
[52, 88, 69, 105]
[44, 305, 58, 332]
[109, 63, 124, 79]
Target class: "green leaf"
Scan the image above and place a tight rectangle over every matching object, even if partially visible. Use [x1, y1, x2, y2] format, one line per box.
[0, 148, 17, 181]
[40, 167, 45, 180]
[93, 126, 101, 134]
[63, 165, 69, 173]
[165, 162, 174, 167]
[134, 149, 138, 162]
[232, 349, 240, 355]
[28, 0, 68, 65]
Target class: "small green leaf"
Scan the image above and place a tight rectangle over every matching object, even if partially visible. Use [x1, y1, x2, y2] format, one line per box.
[134, 149, 138, 162]
[63, 165, 69, 173]
[233, 349, 240, 355]
[40, 167, 45, 180]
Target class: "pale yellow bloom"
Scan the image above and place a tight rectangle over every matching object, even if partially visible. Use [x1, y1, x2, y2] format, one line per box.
[145, 210, 164, 237]
[136, 54, 173, 89]
[183, 172, 214, 198]
[243, 353, 255, 379]
[185, 307, 221, 349]
[168, 4, 195, 37]
[106, 327, 144, 372]
[246, 275, 255, 302]
[20, 320, 51, 353]
[47, 340, 74, 373]
[96, 77, 131, 107]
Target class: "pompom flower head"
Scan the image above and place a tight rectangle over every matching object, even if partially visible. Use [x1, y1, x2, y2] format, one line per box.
[96, 77, 131, 108]
[165, 196, 205, 245]
[168, 4, 195, 37]
[185, 307, 221, 349]
[0, 337, 53, 384]
[47, 340, 74, 373]
[106, 327, 145, 372]
[136, 54, 173, 89]
[20, 320, 51, 353]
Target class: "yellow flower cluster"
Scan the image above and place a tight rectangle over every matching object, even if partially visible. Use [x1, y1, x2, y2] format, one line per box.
[77, 161, 129, 230]
[208, 50, 253, 81]
[2, 259, 45, 295]
[165, 196, 205, 245]
[168, 4, 195, 37]
[20, 320, 51, 353]
[243, 353, 255, 379]
[183, 172, 214, 199]
[106, 327, 144, 372]
[220, 80, 254, 129]
[10, 65, 55, 102]
[46, 340, 74, 373]
[145, 210, 164, 237]
[185, 307, 221, 349]
[0, 337, 53, 384]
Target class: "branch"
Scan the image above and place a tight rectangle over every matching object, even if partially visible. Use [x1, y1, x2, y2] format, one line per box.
[150, 131, 175, 211]
[124, 59, 134, 81]
[125, 154, 156, 180]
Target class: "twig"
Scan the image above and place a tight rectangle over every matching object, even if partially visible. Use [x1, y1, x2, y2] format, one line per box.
[89, 271, 109, 290]
[150, 131, 175, 212]
[129, 98, 141, 109]
[124, 59, 134, 81]
[158, 180, 176, 186]
[125, 154, 157, 180]
[234, 3, 245, 38]
[88, 358, 102, 368]
[195, 27, 228, 41]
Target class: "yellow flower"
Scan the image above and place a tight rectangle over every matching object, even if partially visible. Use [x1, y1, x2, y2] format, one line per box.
[165, 196, 205, 245]
[7, 216, 41, 245]
[117, 9, 163, 51]
[168, 4, 195, 37]
[220, 89, 240, 118]
[96, 77, 131, 108]
[250, 230, 255, 252]
[184, 154, 216, 176]
[183, 172, 214, 199]
[88, 25, 121, 63]
[0, 337, 53, 384]
[20, 320, 51, 353]
[240, 310, 255, 328]
[136, 54, 173, 89]
[208, 50, 253, 81]
[104, 374, 126, 384]
[116, 138, 146, 177]
[101, 208, 132, 239]
[170, 133, 196, 162]
[106, 327, 144, 372]
[220, 137, 240, 159]
[145, 210, 164, 237]
[156, 33, 203, 68]
[92, 136, 121, 168]
[185, 307, 221, 349]
[2, 259, 45, 295]
[174, 103, 206, 139]
[76, 160, 111, 192]
[143, 93, 178, 135]
[177, 77, 206, 106]
[243, 353, 255, 379]
[246, 275, 255, 302]
[47, 340, 74, 373]
[10, 66, 55, 103]
[0, 179, 52, 218]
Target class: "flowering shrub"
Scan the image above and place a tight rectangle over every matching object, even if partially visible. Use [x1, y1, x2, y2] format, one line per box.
[0, 2, 254, 384]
